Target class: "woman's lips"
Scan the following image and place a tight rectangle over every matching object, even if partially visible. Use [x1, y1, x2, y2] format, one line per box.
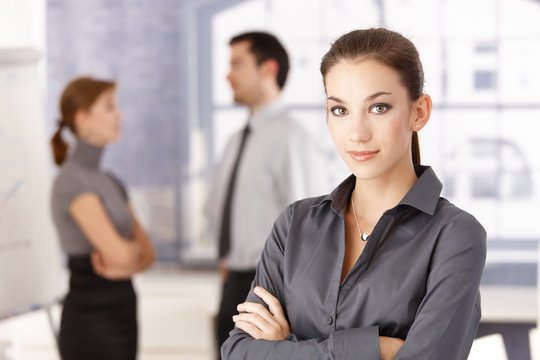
[347, 150, 379, 162]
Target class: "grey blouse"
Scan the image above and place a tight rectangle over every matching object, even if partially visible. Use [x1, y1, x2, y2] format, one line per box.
[221, 166, 487, 360]
[51, 141, 133, 255]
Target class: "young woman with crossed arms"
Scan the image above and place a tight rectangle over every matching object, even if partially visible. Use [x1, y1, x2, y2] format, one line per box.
[50, 77, 155, 360]
[221, 28, 486, 360]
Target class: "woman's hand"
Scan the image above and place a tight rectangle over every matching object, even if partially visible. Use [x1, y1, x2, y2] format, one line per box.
[91, 251, 135, 279]
[218, 259, 229, 282]
[379, 336, 405, 360]
[233, 286, 290, 341]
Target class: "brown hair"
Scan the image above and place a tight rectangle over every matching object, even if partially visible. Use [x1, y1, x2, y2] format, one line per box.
[230, 31, 290, 89]
[320, 28, 424, 165]
[50, 76, 115, 165]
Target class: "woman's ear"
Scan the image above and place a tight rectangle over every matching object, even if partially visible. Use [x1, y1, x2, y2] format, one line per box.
[411, 94, 432, 131]
[74, 110, 89, 136]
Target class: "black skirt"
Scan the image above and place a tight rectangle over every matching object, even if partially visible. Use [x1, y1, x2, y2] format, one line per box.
[59, 256, 137, 360]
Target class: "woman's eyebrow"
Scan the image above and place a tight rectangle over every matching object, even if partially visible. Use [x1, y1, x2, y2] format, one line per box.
[327, 96, 344, 103]
[365, 91, 392, 101]
[327, 91, 392, 104]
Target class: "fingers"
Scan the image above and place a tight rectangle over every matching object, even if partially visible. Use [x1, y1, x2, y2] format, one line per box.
[234, 304, 267, 319]
[236, 300, 278, 335]
[234, 320, 263, 339]
[233, 311, 274, 335]
[233, 311, 287, 340]
[379, 336, 405, 360]
[218, 260, 229, 281]
[236, 286, 285, 328]
[90, 252, 105, 275]
[253, 286, 285, 319]
[91, 251, 131, 279]
[233, 286, 291, 341]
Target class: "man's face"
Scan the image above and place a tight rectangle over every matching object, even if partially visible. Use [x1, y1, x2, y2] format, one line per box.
[226, 40, 265, 106]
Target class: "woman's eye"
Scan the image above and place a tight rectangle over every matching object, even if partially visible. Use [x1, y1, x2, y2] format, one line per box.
[330, 106, 347, 116]
[370, 104, 390, 114]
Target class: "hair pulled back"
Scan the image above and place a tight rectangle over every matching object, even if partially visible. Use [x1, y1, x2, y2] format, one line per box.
[320, 28, 424, 165]
[50, 77, 115, 165]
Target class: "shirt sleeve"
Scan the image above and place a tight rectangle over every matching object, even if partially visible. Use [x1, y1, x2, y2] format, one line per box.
[394, 211, 487, 360]
[105, 171, 129, 201]
[221, 204, 381, 360]
[53, 169, 93, 206]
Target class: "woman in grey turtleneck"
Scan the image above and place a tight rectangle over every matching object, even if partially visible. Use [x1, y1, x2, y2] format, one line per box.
[50, 77, 155, 360]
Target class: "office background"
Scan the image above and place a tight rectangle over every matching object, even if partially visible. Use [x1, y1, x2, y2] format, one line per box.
[46, 0, 540, 285]
[1, 0, 539, 359]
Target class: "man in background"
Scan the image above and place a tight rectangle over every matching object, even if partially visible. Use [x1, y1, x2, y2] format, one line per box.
[205, 31, 326, 358]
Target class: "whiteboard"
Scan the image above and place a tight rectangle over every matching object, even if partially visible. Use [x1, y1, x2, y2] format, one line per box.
[0, 48, 65, 317]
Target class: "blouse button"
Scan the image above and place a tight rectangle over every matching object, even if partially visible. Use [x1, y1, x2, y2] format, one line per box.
[326, 316, 333, 325]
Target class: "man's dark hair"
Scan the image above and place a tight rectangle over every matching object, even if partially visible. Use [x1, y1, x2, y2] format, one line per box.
[230, 31, 290, 89]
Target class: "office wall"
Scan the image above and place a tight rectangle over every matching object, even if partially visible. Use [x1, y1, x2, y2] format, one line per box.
[0, 0, 47, 90]
[0, 0, 46, 49]
[46, 0, 191, 262]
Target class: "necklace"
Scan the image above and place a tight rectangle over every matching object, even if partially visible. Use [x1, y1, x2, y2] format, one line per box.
[351, 192, 370, 241]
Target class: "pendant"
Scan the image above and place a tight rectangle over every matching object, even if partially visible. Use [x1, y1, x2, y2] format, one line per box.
[361, 233, 369, 241]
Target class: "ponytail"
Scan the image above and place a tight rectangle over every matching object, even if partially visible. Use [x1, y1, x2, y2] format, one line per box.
[50, 119, 68, 166]
[411, 132, 420, 166]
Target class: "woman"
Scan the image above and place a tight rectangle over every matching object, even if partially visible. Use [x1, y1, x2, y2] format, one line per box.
[221, 28, 486, 360]
[50, 76, 155, 360]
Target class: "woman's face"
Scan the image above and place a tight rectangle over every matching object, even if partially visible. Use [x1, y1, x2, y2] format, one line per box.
[325, 58, 428, 182]
[78, 88, 122, 145]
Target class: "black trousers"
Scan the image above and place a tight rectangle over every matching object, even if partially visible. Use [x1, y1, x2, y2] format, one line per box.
[216, 269, 256, 359]
[59, 256, 137, 360]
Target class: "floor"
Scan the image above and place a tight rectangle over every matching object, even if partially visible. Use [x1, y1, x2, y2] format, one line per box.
[0, 269, 220, 360]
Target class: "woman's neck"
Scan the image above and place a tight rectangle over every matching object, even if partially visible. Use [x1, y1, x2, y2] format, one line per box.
[70, 139, 104, 168]
[352, 163, 418, 221]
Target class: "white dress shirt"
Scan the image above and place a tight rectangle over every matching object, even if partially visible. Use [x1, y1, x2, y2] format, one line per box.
[205, 99, 327, 270]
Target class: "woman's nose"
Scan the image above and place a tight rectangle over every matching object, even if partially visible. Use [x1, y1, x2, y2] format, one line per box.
[349, 114, 371, 142]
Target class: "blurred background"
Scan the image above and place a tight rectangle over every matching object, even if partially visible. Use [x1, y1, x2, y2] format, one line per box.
[0, 0, 539, 359]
